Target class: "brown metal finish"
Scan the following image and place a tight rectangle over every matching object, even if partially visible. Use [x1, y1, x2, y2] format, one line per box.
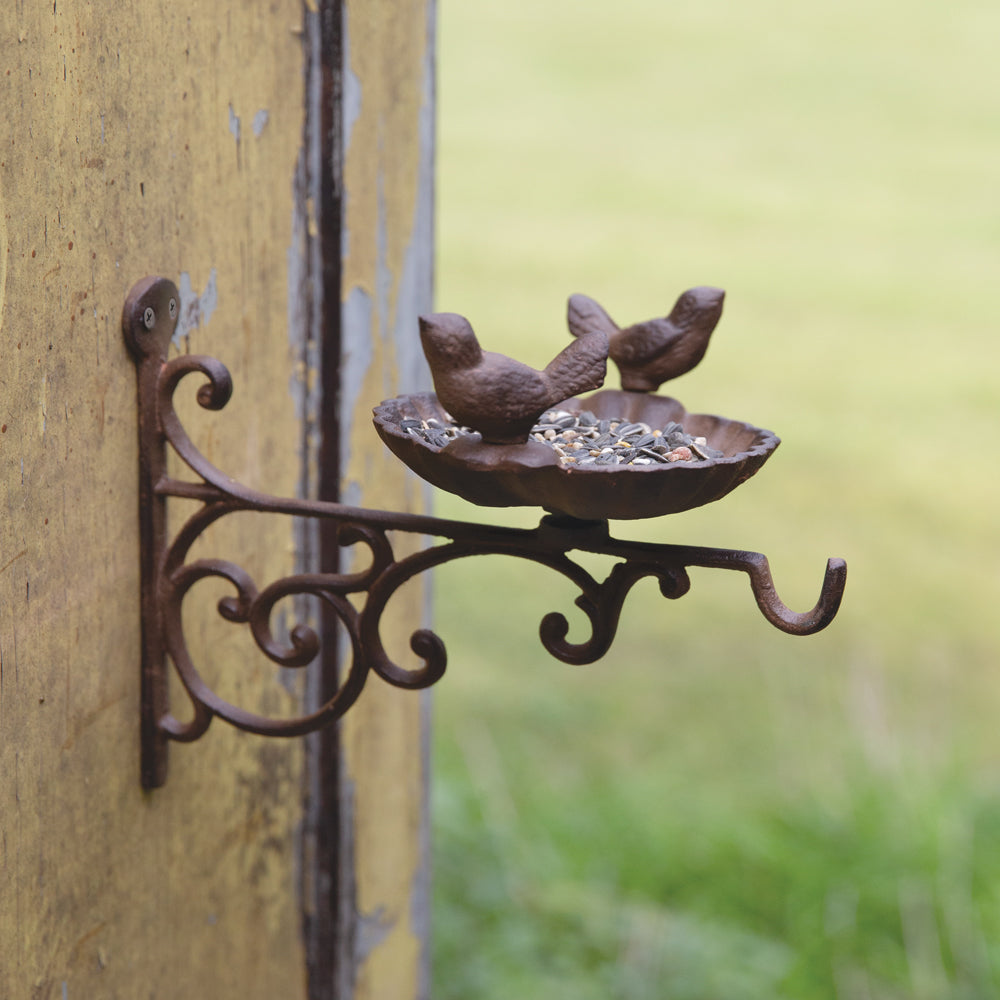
[418, 311, 608, 443]
[416, 285, 728, 444]
[125, 276, 846, 789]
[123, 276, 181, 789]
[374, 389, 779, 520]
[300, 4, 346, 994]
[567, 287, 725, 393]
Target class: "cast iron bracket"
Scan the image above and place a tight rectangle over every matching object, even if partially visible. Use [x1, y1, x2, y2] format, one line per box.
[124, 277, 846, 789]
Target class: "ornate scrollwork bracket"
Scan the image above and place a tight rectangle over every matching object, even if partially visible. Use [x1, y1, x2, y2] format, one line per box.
[124, 276, 846, 789]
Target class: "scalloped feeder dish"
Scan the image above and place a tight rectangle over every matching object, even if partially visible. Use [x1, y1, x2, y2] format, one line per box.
[373, 388, 779, 521]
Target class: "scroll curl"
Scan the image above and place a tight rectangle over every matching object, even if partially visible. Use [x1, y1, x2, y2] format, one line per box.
[160, 557, 371, 739]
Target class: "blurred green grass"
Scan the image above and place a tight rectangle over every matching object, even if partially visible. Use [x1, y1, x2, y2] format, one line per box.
[429, 1, 1000, 996]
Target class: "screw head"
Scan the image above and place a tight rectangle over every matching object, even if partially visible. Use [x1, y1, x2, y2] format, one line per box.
[142, 306, 156, 330]
[168, 297, 177, 320]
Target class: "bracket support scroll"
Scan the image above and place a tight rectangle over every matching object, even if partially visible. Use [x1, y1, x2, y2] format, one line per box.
[124, 277, 846, 789]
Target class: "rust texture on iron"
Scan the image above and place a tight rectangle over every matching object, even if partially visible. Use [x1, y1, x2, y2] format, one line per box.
[568, 287, 725, 393]
[391, 285, 775, 517]
[416, 284, 726, 442]
[374, 389, 779, 520]
[418, 311, 608, 444]
[125, 277, 846, 790]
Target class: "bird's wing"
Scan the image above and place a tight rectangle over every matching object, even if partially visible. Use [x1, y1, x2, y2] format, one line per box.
[566, 294, 619, 341]
[616, 289, 725, 364]
[610, 318, 677, 365]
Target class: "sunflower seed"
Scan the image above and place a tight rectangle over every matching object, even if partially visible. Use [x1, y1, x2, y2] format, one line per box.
[396, 407, 721, 468]
[617, 422, 649, 437]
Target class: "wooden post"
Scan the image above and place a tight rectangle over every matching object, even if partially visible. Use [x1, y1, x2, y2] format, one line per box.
[0, 3, 434, 997]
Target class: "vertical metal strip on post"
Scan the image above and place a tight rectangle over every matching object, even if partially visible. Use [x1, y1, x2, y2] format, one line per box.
[136, 342, 169, 790]
[123, 277, 178, 790]
[300, 1, 347, 997]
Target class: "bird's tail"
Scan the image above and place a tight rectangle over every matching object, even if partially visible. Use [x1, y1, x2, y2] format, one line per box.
[566, 293, 619, 341]
[545, 303, 609, 399]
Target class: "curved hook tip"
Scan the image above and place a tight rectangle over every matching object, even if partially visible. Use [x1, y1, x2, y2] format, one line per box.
[817, 556, 848, 627]
[790, 556, 847, 635]
[748, 554, 846, 636]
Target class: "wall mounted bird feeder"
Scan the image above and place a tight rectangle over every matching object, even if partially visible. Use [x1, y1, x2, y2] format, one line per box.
[124, 276, 846, 789]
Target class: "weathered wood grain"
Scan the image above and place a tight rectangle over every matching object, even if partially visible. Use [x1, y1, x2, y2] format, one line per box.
[0, 5, 306, 998]
[2, 3, 436, 996]
[336, 3, 436, 998]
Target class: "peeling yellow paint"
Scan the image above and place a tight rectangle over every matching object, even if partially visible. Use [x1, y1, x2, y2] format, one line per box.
[339, 1, 434, 997]
[306, 195, 320, 238]
[1, 2, 435, 995]
[1, 4, 309, 998]
[0, 177, 7, 339]
[355, 916, 423, 999]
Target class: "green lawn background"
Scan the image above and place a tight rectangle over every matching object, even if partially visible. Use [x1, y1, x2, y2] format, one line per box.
[428, 3, 1000, 997]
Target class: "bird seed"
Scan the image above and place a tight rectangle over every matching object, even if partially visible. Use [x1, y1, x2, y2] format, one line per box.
[400, 409, 725, 466]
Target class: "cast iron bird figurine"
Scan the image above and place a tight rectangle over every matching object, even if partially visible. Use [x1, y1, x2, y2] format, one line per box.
[418, 312, 608, 444]
[566, 286, 725, 393]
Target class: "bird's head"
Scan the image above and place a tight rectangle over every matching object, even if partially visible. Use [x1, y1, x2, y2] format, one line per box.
[669, 286, 725, 331]
[418, 312, 483, 371]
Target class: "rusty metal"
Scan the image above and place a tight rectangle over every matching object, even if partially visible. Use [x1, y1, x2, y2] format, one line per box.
[417, 285, 728, 443]
[568, 287, 725, 393]
[124, 276, 846, 789]
[373, 389, 780, 520]
[418, 310, 608, 443]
